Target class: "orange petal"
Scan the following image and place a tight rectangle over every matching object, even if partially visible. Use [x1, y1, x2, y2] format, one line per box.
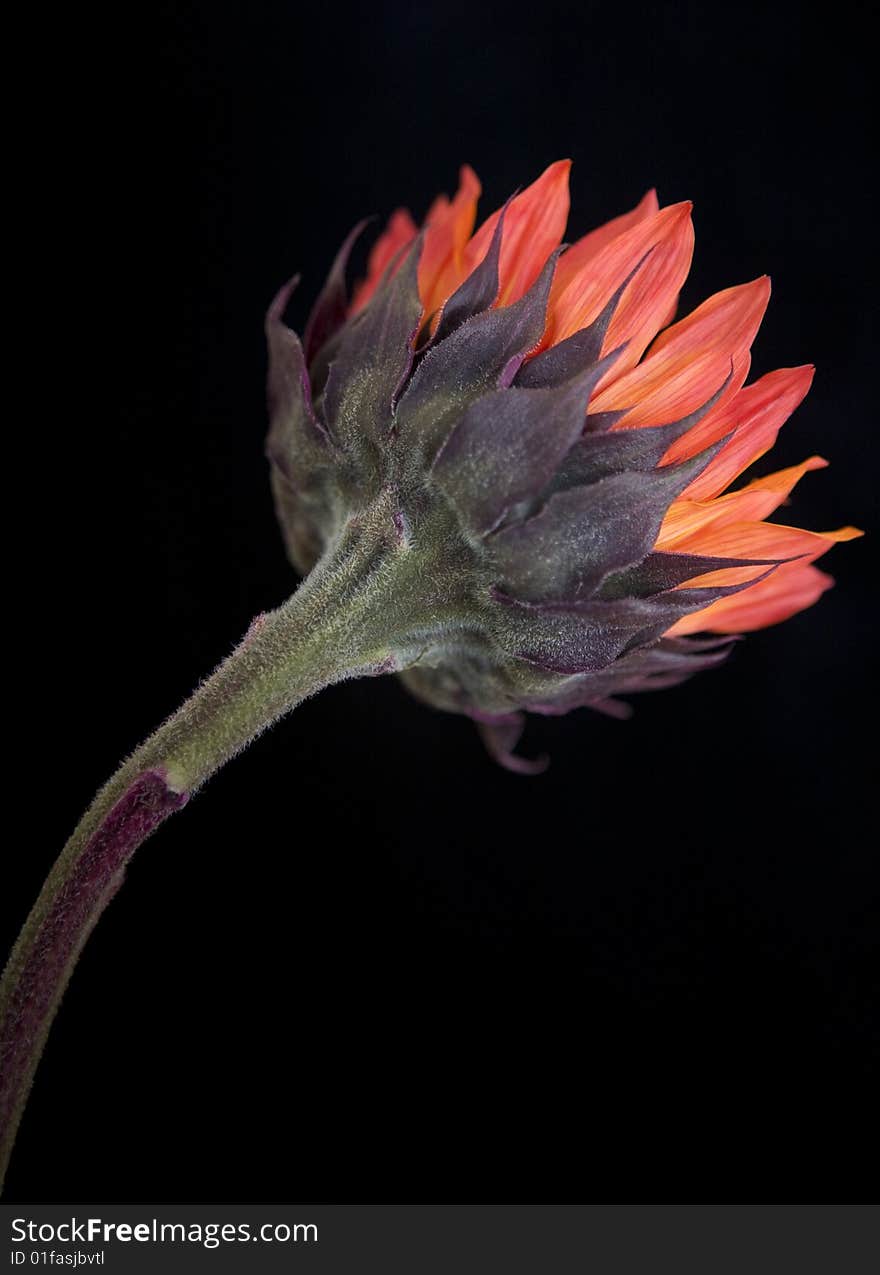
[464, 159, 571, 307]
[419, 164, 482, 317]
[657, 295, 680, 330]
[659, 519, 860, 601]
[350, 207, 418, 314]
[556, 188, 659, 272]
[660, 517, 861, 563]
[544, 203, 695, 378]
[667, 365, 816, 501]
[592, 277, 771, 427]
[660, 365, 812, 470]
[667, 562, 836, 634]
[657, 455, 829, 547]
[424, 192, 451, 223]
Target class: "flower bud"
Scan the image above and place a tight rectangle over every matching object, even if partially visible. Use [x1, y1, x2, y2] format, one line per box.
[267, 165, 859, 768]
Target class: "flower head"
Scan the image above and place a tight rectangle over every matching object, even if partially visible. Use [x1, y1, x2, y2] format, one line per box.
[267, 161, 860, 770]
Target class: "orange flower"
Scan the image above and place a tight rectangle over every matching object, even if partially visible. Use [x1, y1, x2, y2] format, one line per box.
[352, 160, 861, 637]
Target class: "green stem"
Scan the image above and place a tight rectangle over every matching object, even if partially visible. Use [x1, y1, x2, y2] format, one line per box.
[0, 500, 425, 1190]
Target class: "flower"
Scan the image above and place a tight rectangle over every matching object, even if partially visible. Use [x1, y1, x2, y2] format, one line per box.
[266, 161, 860, 771]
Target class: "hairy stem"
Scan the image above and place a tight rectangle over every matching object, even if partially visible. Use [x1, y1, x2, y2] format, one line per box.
[0, 500, 425, 1189]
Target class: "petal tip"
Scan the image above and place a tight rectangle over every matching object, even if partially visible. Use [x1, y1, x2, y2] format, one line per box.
[738, 274, 772, 306]
[458, 163, 482, 193]
[659, 200, 694, 230]
[540, 158, 573, 185]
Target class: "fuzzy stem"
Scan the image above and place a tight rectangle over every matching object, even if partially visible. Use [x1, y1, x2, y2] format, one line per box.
[0, 502, 425, 1190]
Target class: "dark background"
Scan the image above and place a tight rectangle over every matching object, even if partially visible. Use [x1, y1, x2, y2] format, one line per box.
[7, 0, 875, 1201]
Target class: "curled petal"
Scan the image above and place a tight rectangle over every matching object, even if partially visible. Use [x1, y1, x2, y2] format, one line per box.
[475, 714, 549, 775]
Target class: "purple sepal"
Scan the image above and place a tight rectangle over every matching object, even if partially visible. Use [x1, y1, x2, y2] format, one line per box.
[489, 444, 724, 603]
[322, 235, 424, 449]
[516, 310, 615, 389]
[303, 219, 370, 366]
[582, 410, 629, 434]
[265, 275, 328, 451]
[431, 201, 509, 344]
[395, 249, 562, 461]
[475, 713, 549, 775]
[516, 249, 654, 390]
[495, 572, 772, 674]
[516, 288, 631, 391]
[265, 276, 349, 574]
[598, 551, 776, 599]
[615, 568, 778, 654]
[660, 634, 743, 653]
[432, 349, 621, 535]
[552, 417, 711, 489]
[496, 591, 698, 673]
[522, 636, 740, 713]
[535, 366, 738, 506]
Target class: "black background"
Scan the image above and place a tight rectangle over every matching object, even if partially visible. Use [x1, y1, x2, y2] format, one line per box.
[6, 0, 876, 1201]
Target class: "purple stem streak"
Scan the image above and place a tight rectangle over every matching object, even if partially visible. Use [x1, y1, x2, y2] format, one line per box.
[0, 771, 188, 1184]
